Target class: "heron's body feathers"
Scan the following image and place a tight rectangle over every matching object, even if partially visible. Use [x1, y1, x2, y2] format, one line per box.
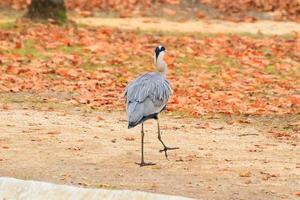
[124, 72, 171, 128]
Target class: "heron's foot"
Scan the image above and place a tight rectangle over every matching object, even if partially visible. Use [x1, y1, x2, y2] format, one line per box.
[135, 161, 156, 167]
[159, 146, 179, 159]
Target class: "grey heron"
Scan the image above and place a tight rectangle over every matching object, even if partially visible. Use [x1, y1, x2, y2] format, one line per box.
[124, 45, 179, 167]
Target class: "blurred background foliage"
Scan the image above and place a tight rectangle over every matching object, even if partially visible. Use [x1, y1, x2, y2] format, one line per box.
[1, 0, 300, 22]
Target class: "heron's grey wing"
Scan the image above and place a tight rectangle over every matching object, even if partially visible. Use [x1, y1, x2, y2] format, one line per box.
[124, 72, 172, 127]
[125, 72, 172, 103]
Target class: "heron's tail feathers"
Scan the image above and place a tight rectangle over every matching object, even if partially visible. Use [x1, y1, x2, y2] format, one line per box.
[127, 102, 144, 129]
[128, 123, 137, 129]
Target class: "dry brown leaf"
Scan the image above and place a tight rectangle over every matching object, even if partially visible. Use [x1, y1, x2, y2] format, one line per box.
[196, 11, 205, 19]
[96, 115, 104, 121]
[163, 8, 176, 17]
[124, 136, 135, 141]
[111, 139, 116, 143]
[47, 130, 61, 135]
[239, 171, 251, 177]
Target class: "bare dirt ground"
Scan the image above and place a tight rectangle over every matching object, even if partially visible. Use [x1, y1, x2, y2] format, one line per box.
[74, 17, 300, 35]
[0, 109, 299, 200]
[0, 9, 300, 199]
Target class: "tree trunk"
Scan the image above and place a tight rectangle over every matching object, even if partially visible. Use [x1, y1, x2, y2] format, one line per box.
[26, 0, 67, 23]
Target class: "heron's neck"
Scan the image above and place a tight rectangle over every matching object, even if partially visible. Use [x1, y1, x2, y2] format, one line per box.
[155, 53, 167, 77]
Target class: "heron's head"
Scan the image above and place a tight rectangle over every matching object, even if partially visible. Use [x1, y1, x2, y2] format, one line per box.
[154, 45, 167, 76]
[154, 45, 166, 61]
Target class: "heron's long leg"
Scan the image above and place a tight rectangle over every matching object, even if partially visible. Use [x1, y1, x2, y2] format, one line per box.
[157, 119, 167, 149]
[141, 123, 145, 163]
[136, 123, 155, 167]
[157, 118, 179, 159]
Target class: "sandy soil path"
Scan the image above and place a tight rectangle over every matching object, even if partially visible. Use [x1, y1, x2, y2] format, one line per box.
[74, 17, 300, 35]
[1, 13, 300, 35]
[0, 109, 299, 199]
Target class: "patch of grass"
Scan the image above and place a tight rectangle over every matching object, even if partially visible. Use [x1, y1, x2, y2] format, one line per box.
[59, 45, 83, 54]
[220, 56, 240, 68]
[198, 59, 222, 73]
[0, 20, 15, 30]
[124, 55, 152, 74]
[0, 7, 24, 19]
[206, 65, 222, 74]
[137, 27, 298, 41]
[176, 54, 240, 75]
[145, 27, 264, 40]
[265, 64, 277, 74]
[176, 55, 206, 69]
[3, 39, 49, 60]
[280, 33, 298, 40]
[13, 40, 37, 55]
[0, 93, 13, 104]
[138, 29, 219, 40]
[0, 92, 45, 105]
[80, 61, 102, 71]
[262, 48, 274, 60]
[0, 92, 77, 112]
[165, 109, 191, 118]
[233, 32, 269, 39]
